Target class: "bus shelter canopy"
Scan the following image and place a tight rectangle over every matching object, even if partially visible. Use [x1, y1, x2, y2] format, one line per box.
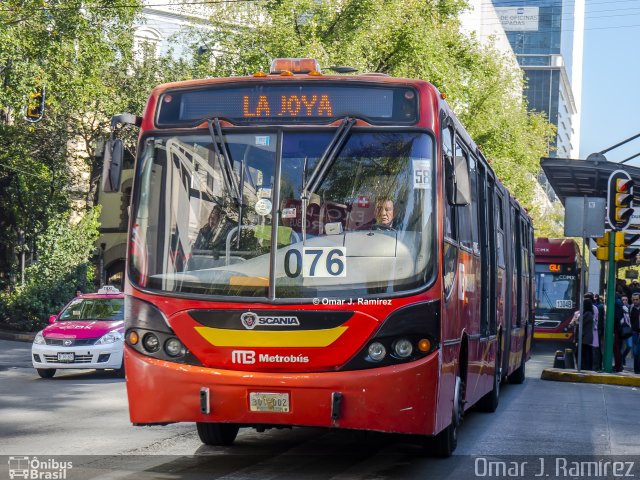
[540, 156, 640, 205]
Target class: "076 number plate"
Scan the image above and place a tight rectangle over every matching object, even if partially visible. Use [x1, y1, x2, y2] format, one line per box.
[249, 392, 290, 413]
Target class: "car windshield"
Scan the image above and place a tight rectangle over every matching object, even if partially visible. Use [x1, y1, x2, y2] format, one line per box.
[58, 298, 124, 321]
[130, 130, 435, 299]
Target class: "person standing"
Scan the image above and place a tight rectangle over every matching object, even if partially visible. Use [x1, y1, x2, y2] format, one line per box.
[569, 297, 594, 370]
[593, 293, 605, 370]
[613, 295, 625, 372]
[630, 293, 640, 374]
[621, 296, 633, 368]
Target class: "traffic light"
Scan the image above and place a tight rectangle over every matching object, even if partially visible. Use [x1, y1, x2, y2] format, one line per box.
[607, 169, 634, 230]
[24, 86, 45, 123]
[592, 233, 640, 261]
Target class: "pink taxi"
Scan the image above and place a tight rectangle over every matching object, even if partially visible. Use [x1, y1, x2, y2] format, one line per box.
[31, 286, 124, 378]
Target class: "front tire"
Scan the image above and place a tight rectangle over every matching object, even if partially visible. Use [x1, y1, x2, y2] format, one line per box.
[196, 422, 240, 446]
[37, 368, 56, 378]
[427, 374, 464, 457]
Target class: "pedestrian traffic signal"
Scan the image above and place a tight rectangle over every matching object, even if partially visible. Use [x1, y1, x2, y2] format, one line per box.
[607, 170, 634, 230]
[24, 86, 45, 123]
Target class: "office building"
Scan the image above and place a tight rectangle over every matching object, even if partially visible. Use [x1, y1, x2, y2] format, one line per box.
[491, 0, 585, 159]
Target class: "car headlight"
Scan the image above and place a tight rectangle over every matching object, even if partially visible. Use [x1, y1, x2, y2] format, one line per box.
[33, 331, 46, 345]
[95, 331, 124, 345]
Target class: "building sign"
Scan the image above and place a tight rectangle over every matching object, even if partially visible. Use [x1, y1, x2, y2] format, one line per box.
[495, 7, 539, 31]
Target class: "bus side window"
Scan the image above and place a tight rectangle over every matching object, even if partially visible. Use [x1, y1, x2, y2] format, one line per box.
[442, 126, 457, 241]
[468, 154, 479, 255]
[455, 142, 473, 251]
[496, 192, 505, 268]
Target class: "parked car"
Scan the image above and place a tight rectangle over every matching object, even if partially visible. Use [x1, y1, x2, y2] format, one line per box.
[32, 286, 125, 378]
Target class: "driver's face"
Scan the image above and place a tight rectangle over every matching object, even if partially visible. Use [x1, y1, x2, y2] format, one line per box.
[376, 200, 394, 226]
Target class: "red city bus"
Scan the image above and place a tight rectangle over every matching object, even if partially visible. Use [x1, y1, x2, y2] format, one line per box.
[105, 58, 534, 457]
[534, 238, 581, 342]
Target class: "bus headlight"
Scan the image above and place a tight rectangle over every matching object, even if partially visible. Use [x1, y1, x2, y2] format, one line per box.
[368, 342, 387, 361]
[393, 338, 413, 358]
[125, 296, 199, 365]
[164, 338, 185, 357]
[142, 333, 160, 353]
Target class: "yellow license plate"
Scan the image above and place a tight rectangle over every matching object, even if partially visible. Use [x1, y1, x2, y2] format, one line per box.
[249, 392, 290, 413]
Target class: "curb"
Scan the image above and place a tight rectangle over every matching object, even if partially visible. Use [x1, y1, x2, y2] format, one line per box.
[541, 368, 640, 387]
[0, 330, 36, 342]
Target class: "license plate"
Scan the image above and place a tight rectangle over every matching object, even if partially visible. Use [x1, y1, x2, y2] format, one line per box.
[249, 392, 290, 413]
[57, 352, 74, 362]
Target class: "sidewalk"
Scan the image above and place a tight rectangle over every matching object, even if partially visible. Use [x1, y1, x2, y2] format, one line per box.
[541, 367, 640, 387]
[0, 329, 36, 342]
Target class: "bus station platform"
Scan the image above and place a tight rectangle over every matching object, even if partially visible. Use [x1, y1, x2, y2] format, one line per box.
[541, 368, 640, 387]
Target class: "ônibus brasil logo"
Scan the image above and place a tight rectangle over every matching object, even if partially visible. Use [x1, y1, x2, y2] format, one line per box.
[240, 312, 300, 330]
[8, 456, 73, 479]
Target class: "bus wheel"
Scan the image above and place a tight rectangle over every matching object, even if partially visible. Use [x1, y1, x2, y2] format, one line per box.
[196, 422, 240, 446]
[476, 355, 500, 412]
[429, 374, 464, 457]
[36, 368, 56, 378]
[509, 354, 526, 384]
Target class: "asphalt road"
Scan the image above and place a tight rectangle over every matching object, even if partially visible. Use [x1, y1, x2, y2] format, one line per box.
[1, 339, 640, 479]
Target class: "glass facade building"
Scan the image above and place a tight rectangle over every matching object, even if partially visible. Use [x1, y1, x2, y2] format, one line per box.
[491, 0, 584, 159]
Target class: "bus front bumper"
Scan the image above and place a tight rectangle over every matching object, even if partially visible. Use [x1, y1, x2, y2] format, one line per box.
[124, 346, 440, 435]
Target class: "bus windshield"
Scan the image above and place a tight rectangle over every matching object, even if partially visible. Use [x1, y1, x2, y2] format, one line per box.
[129, 130, 435, 299]
[535, 270, 577, 312]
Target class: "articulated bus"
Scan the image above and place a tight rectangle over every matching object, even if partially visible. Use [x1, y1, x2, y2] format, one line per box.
[534, 238, 581, 342]
[105, 58, 534, 457]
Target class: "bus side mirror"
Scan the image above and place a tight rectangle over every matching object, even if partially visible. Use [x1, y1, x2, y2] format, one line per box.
[101, 138, 124, 193]
[48, 315, 57, 325]
[445, 154, 471, 206]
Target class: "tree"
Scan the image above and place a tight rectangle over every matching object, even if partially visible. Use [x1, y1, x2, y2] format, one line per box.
[0, 207, 101, 331]
[0, 1, 143, 283]
[182, 0, 555, 229]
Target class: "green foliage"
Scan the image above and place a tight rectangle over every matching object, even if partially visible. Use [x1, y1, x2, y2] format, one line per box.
[0, 1, 140, 282]
[0, 208, 101, 331]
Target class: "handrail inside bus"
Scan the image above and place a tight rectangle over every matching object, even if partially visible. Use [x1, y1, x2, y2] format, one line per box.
[301, 116, 356, 243]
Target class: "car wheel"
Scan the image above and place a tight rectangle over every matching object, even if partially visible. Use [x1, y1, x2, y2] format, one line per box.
[196, 422, 240, 446]
[37, 368, 56, 378]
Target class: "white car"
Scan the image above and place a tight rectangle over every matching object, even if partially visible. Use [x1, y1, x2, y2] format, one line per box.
[32, 287, 125, 378]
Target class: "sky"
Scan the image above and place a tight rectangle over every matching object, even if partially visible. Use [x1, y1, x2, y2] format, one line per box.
[579, 0, 640, 163]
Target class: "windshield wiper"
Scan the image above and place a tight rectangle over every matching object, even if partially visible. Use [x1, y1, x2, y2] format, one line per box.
[207, 118, 244, 247]
[541, 286, 555, 310]
[300, 117, 356, 241]
[302, 116, 356, 196]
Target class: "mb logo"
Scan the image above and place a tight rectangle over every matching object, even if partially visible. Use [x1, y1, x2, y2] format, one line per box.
[232, 350, 256, 364]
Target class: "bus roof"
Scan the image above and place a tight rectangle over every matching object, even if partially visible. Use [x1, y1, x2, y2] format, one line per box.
[534, 237, 580, 263]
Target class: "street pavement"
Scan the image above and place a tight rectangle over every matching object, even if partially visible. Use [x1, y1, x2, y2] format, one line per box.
[1, 339, 640, 479]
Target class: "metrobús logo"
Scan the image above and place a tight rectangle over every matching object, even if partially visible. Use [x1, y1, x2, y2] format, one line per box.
[231, 350, 309, 364]
[240, 312, 300, 330]
[8, 456, 72, 479]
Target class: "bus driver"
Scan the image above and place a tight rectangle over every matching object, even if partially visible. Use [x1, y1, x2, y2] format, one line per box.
[374, 198, 395, 229]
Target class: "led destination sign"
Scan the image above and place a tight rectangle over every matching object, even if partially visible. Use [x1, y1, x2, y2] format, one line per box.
[156, 84, 418, 126]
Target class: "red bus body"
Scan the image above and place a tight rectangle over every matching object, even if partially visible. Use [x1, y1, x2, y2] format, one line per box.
[120, 67, 534, 454]
[534, 238, 581, 342]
